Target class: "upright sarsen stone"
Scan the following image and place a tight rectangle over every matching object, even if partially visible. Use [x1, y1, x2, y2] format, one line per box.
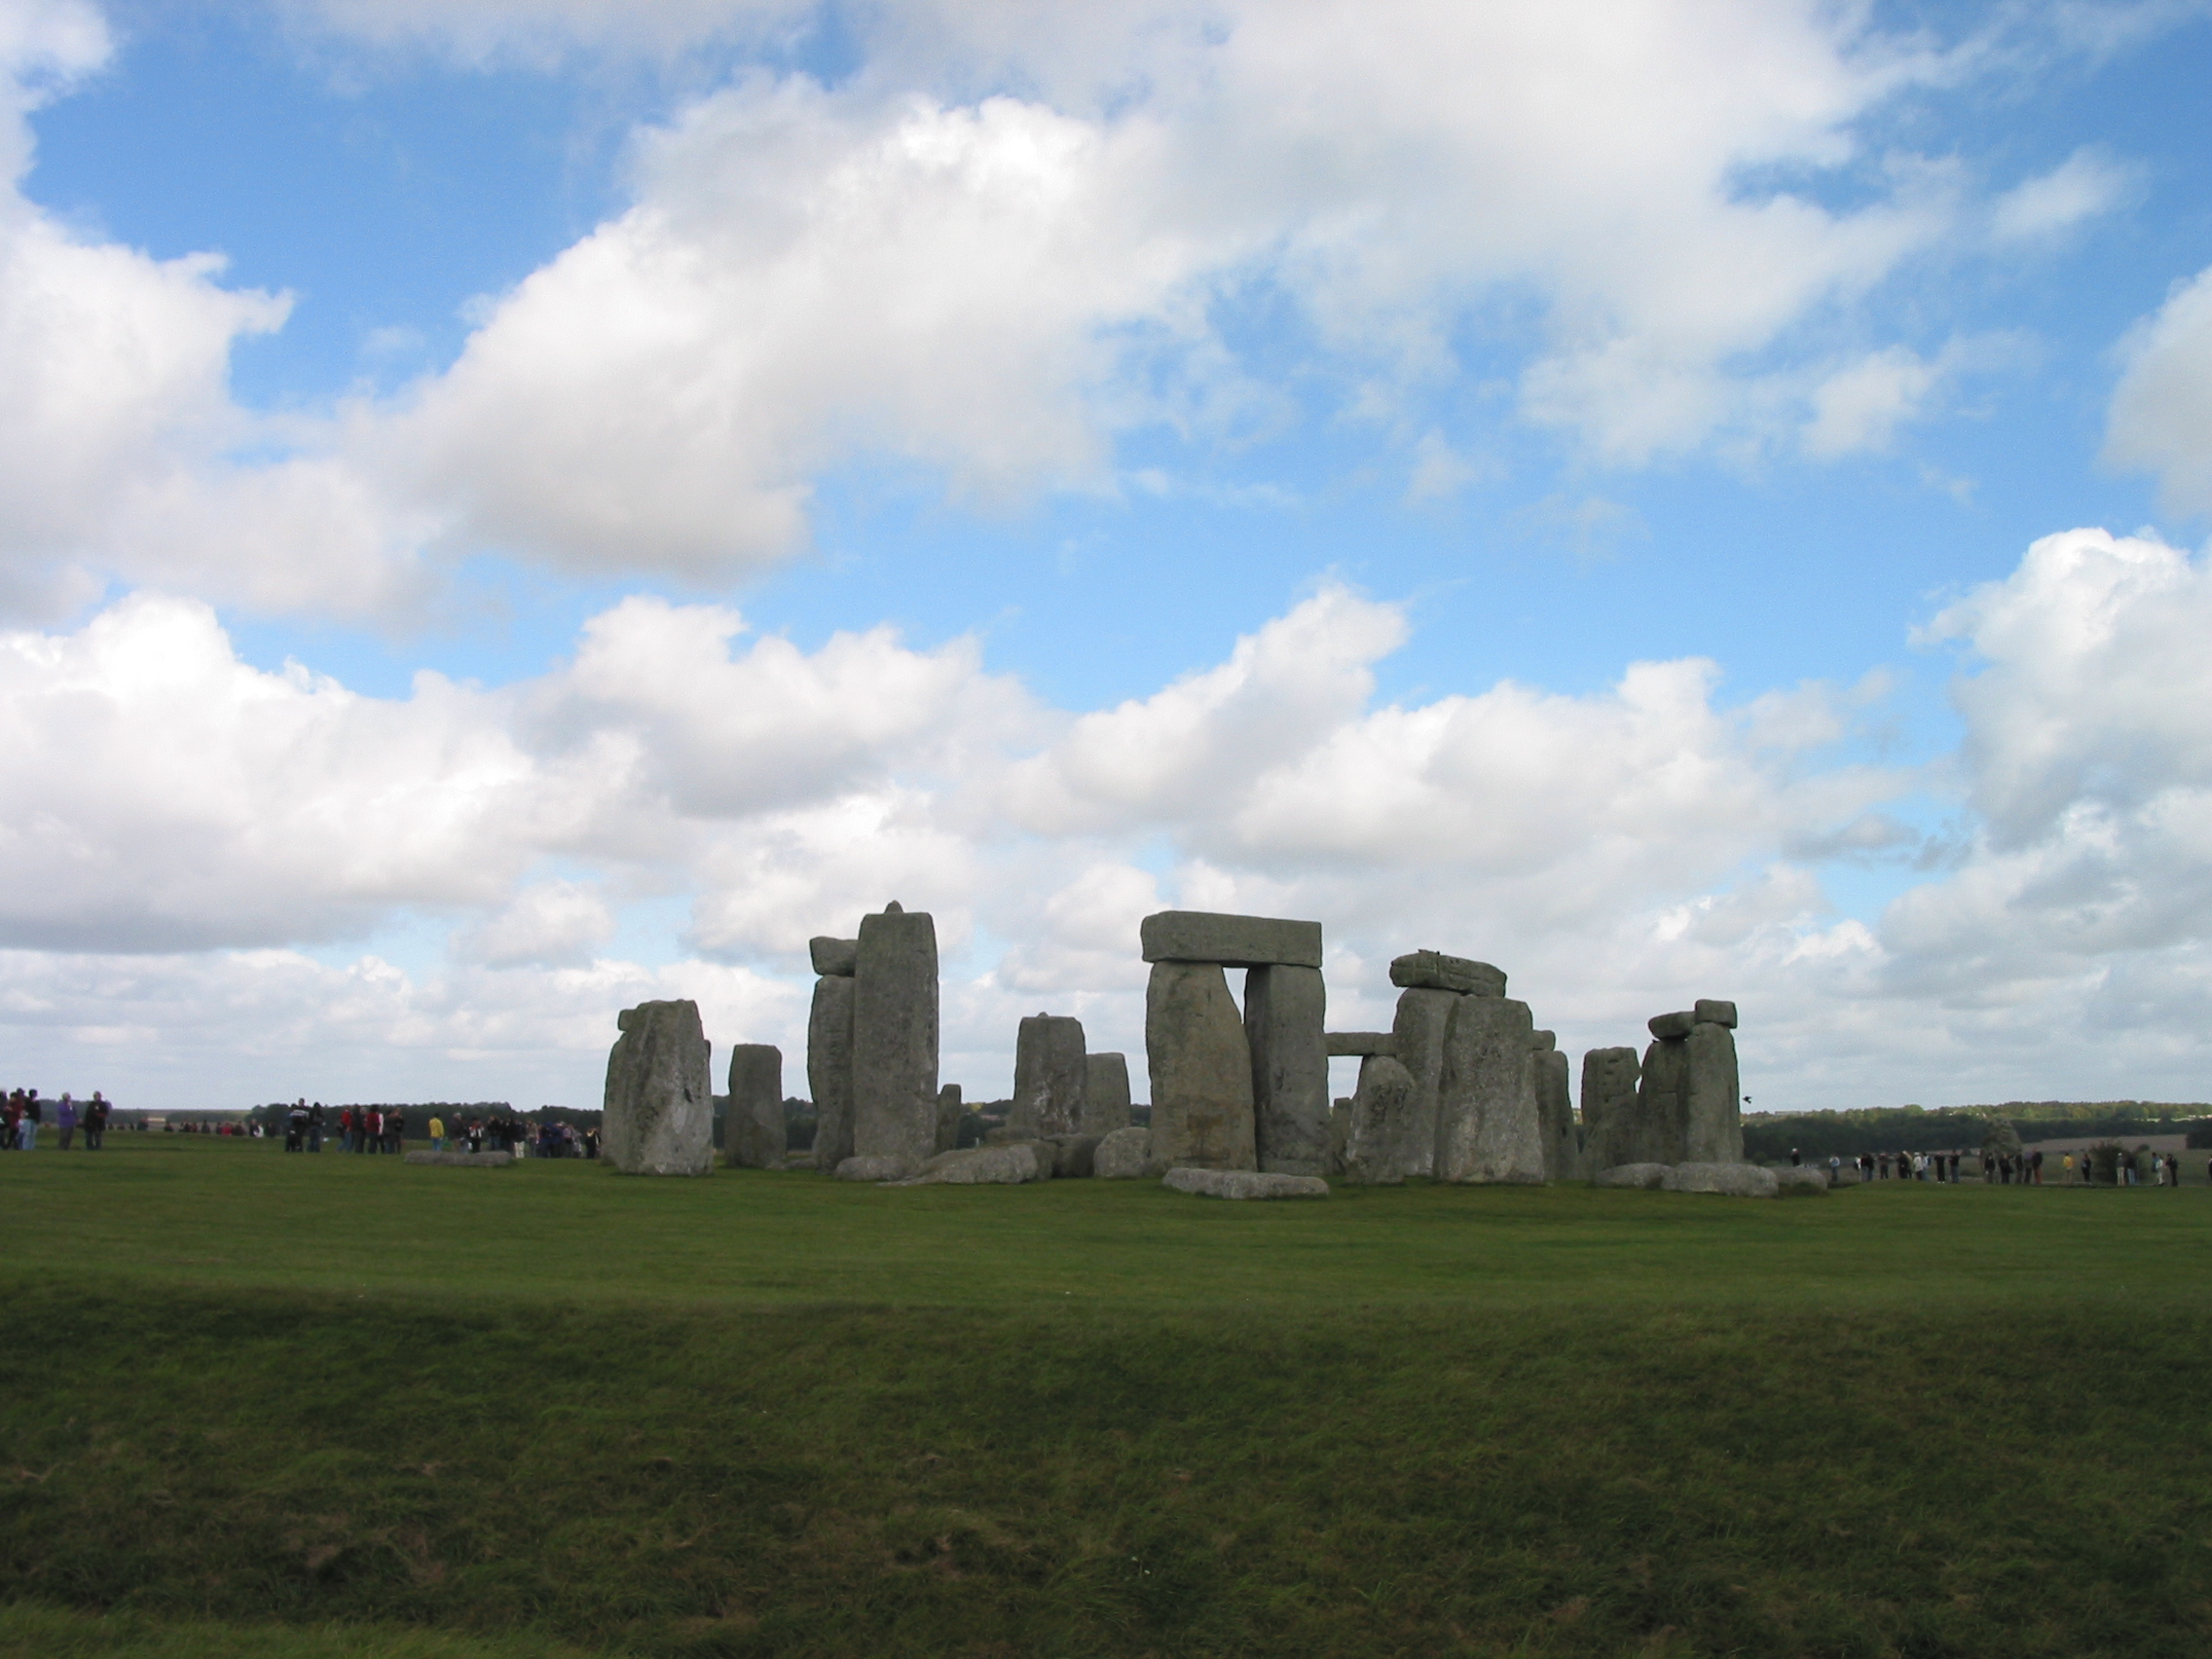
[725, 1044, 786, 1169]
[1245, 964, 1329, 1175]
[1342, 1053, 1417, 1184]
[603, 1000, 714, 1176]
[1532, 1046, 1581, 1182]
[1577, 1046, 1641, 1172]
[851, 903, 939, 1174]
[1433, 995, 1544, 1184]
[807, 975, 857, 1173]
[1683, 1018, 1743, 1164]
[1082, 1052, 1132, 1135]
[1011, 1014, 1088, 1139]
[1633, 1034, 1691, 1165]
[1390, 987, 1458, 1179]
[1146, 961, 1256, 1171]
[936, 1084, 964, 1155]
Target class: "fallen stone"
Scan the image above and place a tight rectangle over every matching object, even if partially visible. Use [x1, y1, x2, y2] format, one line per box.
[603, 999, 715, 1176]
[1533, 1047, 1582, 1183]
[1593, 1162, 1670, 1190]
[1042, 1132, 1101, 1178]
[1245, 963, 1330, 1175]
[1162, 1167, 1330, 1200]
[1388, 950, 1506, 997]
[784, 1152, 817, 1171]
[907, 1144, 1046, 1185]
[1647, 1011, 1697, 1040]
[1011, 1014, 1087, 1139]
[1665, 1161, 1778, 1198]
[1146, 961, 1257, 1171]
[1341, 1053, 1417, 1184]
[725, 1043, 787, 1169]
[1389, 986, 1459, 1180]
[1093, 1124, 1151, 1179]
[1325, 1031, 1395, 1056]
[809, 937, 859, 977]
[1693, 998, 1738, 1028]
[852, 903, 940, 1169]
[1081, 1051, 1132, 1135]
[807, 975, 857, 1174]
[834, 1154, 917, 1182]
[935, 1083, 964, 1155]
[1434, 995, 1545, 1184]
[1576, 1047, 1642, 1174]
[1683, 1020, 1743, 1164]
[403, 1149, 513, 1167]
[1140, 909, 1323, 969]
[1774, 1165, 1829, 1192]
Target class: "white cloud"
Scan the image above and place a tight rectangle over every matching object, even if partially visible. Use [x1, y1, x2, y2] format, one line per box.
[1988, 147, 2139, 241]
[2105, 264, 2212, 517]
[453, 879, 615, 967]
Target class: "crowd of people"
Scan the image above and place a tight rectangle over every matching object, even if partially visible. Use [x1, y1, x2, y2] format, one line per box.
[276, 1100, 600, 1159]
[4, 1089, 113, 1151]
[1788, 1145, 2202, 1185]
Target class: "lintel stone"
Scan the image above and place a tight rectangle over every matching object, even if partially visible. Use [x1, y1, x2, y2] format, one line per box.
[809, 937, 859, 977]
[1648, 1011, 1697, 1040]
[1326, 1031, 1396, 1056]
[1140, 909, 1322, 969]
[1693, 998, 1739, 1028]
[1388, 950, 1506, 997]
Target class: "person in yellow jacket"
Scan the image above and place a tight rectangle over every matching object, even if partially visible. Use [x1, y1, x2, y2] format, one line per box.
[428, 1113, 446, 1152]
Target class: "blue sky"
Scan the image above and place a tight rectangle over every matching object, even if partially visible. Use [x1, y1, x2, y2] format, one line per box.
[4, 0, 2212, 1115]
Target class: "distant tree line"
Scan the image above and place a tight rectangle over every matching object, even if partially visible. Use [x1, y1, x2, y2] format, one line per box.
[1742, 1101, 2212, 1161]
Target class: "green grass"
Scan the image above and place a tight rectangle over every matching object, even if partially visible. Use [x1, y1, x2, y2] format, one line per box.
[5, 1137, 2210, 1658]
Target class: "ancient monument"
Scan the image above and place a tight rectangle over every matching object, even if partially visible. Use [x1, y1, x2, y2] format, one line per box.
[1011, 1014, 1087, 1138]
[602, 999, 714, 1176]
[847, 902, 940, 1178]
[724, 1043, 786, 1169]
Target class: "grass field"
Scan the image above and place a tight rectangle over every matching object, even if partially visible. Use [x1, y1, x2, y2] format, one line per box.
[4, 1137, 2209, 1658]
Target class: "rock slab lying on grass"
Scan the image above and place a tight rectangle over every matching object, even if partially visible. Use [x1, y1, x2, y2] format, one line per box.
[403, 1149, 514, 1167]
[1093, 1124, 1151, 1178]
[1773, 1165, 1830, 1192]
[1593, 1162, 1670, 1190]
[1162, 1167, 1330, 1199]
[835, 1155, 917, 1182]
[903, 1144, 1046, 1185]
[1665, 1161, 1780, 1198]
[603, 999, 715, 1176]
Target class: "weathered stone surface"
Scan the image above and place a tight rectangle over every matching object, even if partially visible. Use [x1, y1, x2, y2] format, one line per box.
[1390, 986, 1459, 1180]
[1081, 1052, 1132, 1135]
[725, 1044, 787, 1169]
[935, 1084, 964, 1155]
[1693, 998, 1738, 1028]
[1594, 1161, 1670, 1190]
[1434, 995, 1545, 1184]
[1140, 910, 1322, 969]
[1327, 1097, 1351, 1176]
[907, 1144, 1046, 1185]
[1146, 961, 1257, 1170]
[1647, 1011, 1697, 1040]
[603, 999, 715, 1176]
[1632, 1036, 1691, 1165]
[1665, 1161, 1778, 1198]
[1011, 1014, 1088, 1138]
[1341, 1053, 1418, 1184]
[852, 904, 939, 1169]
[1042, 1132, 1101, 1178]
[1326, 1031, 1395, 1056]
[809, 937, 859, 977]
[1389, 951, 1506, 997]
[807, 975, 857, 1174]
[1533, 1048, 1582, 1183]
[1683, 1021, 1744, 1164]
[1774, 1165, 1829, 1192]
[1093, 1124, 1151, 1179]
[1577, 1047, 1642, 1174]
[784, 1152, 817, 1170]
[834, 1155, 916, 1182]
[403, 1149, 513, 1167]
[1245, 963, 1330, 1175]
[1530, 1029, 1557, 1051]
[1162, 1167, 1330, 1200]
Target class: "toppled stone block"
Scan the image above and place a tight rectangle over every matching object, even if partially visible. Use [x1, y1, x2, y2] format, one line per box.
[1093, 1125, 1151, 1179]
[834, 1155, 917, 1182]
[1693, 999, 1738, 1028]
[1665, 1161, 1779, 1198]
[1325, 1031, 1395, 1056]
[1594, 1162, 1670, 1190]
[603, 999, 715, 1176]
[725, 1043, 787, 1169]
[1146, 961, 1257, 1170]
[1140, 910, 1322, 969]
[1774, 1165, 1830, 1193]
[906, 1144, 1046, 1185]
[807, 975, 857, 1174]
[1647, 1011, 1697, 1040]
[1042, 1132, 1101, 1178]
[809, 937, 859, 977]
[1082, 1052, 1132, 1135]
[403, 1149, 514, 1167]
[1389, 951, 1506, 997]
[1012, 1014, 1087, 1138]
[1246, 963, 1329, 1175]
[1162, 1167, 1330, 1200]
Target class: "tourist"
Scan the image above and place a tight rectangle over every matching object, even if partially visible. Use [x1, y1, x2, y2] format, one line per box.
[3, 1090, 20, 1150]
[338, 1106, 354, 1153]
[55, 1092, 79, 1151]
[428, 1112, 446, 1152]
[2062, 1151, 2076, 1185]
[84, 1092, 108, 1150]
[1788, 1147, 1802, 1166]
[387, 1108, 406, 1154]
[307, 1101, 324, 1152]
[18, 1092, 39, 1150]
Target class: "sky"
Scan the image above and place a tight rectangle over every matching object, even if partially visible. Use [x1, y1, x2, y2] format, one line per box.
[5, 0, 2212, 1116]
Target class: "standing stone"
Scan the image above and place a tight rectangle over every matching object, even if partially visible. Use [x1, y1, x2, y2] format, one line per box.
[936, 1084, 964, 1155]
[1011, 1014, 1088, 1139]
[1532, 1047, 1581, 1182]
[1577, 1047, 1641, 1172]
[1145, 961, 1256, 1171]
[1080, 1052, 1132, 1135]
[807, 975, 857, 1174]
[1327, 1097, 1352, 1176]
[1390, 987, 1459, 1179]
[725, 1044, 786, 1169]
[1342, 1054, 1418, 1184]
[851, 903, 939, 1175]
[1633, 1035, 1691, 1165]
[1683, 1019, 1743, 1163]
[1244, 964, 1329, 1175]
[603, 1000, 714, 1176]
[1433, 995, 1544, 1184]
